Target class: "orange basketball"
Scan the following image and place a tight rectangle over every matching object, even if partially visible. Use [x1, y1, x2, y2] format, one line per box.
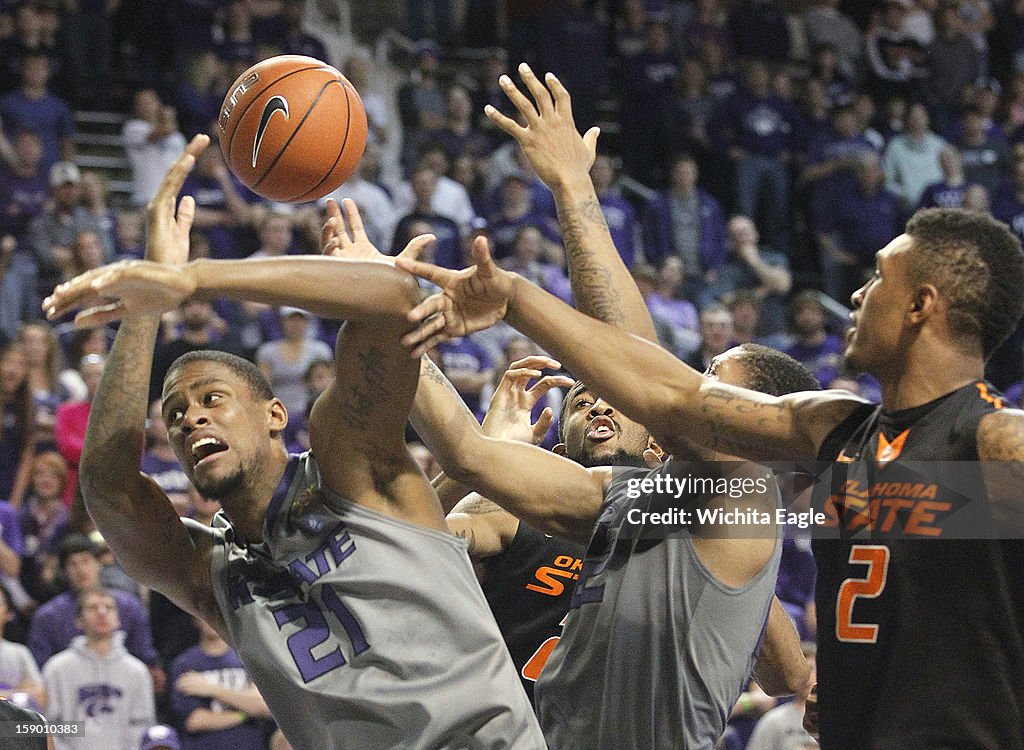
[218, 55, 368, 203]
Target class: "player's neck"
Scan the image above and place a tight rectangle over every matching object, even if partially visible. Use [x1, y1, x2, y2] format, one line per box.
[878, 346, 984, 412]
[219, 443, 290, 544]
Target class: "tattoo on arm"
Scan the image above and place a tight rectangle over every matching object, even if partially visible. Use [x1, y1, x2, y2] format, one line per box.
[339, 346, 388, 431]
[420, 357, 461, 397]
[699, 387, 788, 458]
[454, 525, 477, 555]
[560, 197, 626, 326]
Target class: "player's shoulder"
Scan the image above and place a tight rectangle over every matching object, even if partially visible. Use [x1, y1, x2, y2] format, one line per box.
[0, 697, 45, 725]
[977, 407, 1024, 461]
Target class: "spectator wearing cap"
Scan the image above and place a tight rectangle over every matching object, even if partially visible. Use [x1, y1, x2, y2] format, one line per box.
[642, 153, 727, 303]
[918, 146, 971, 209]
[171, 617, 270, 750]
[0, 51, 72, 174]
[140, 724, 180, 750]
[28, 535, 161, 682]
[256, 307, 332, 419]
[123, 90, 187, 208]
[590, 155, 639, 268]
[26, 161, 111, 300]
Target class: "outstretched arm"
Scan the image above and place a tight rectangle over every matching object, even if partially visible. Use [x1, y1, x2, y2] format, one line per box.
[753, 597, 812, 696]
[488, 65, 656, 340]
[398, 244, 865, 462]
[68, 135, 225, 634]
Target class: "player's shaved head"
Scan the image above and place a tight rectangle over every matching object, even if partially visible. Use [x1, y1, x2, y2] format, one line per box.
[165, 350, 274, 402]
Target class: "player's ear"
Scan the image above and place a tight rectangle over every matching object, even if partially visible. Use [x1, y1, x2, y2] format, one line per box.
[266, 398, 288, 434]
[645, 437, 665, 464]
[553, 443, 567, 456]
[909, 283, 937, 323]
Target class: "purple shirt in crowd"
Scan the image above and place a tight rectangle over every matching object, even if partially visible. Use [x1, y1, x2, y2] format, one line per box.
[28, 589, 159, 668]
[171, 645, 264, 750]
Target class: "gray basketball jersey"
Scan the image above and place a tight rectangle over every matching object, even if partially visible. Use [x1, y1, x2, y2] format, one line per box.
[209, 453, 546, 750]
[535, 464, 781, 750]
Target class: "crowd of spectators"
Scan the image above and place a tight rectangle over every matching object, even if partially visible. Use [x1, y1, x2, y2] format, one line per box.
[1, 0, 1024, 747]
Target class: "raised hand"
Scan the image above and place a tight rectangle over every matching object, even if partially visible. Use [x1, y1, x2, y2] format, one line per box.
[397, 236, 517, 357]
[322, 197, 434, 264]
[481, 355, 575, 444]
[486, 63, 599, 189]
[146, 133, 209, 264]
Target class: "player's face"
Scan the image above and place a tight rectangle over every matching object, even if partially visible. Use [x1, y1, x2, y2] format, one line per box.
[846, 234, 917, 375]
[162, 361, 284, 499]
[560, 384, 651, 467]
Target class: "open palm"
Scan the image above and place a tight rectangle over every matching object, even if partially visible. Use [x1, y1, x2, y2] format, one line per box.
[322, 197, 433, 264]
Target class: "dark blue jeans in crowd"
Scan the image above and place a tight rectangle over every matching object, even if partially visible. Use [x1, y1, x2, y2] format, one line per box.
[735, 155, 790, 256]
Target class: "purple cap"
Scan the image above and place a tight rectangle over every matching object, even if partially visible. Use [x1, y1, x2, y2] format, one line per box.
[140, 725, 181, 750]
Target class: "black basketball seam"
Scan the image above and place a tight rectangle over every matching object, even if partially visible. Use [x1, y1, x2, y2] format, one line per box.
[224, 64, 325, 157]
[253, 78, 341, 192]
[287, 83, 354, 203]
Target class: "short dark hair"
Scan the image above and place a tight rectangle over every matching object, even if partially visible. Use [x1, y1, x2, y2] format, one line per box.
[58, 533, 100, 569]
[166, 350, 274, 402]
[731, 344, 821, 396]
[905, 208, 1024, 358]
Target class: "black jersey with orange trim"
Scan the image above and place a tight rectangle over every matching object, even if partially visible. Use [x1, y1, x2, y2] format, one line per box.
[479, 520, 586, 703]
[813, 381, 1024, 750]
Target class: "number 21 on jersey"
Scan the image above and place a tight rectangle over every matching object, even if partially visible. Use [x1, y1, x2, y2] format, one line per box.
[836, 544, 890, 643]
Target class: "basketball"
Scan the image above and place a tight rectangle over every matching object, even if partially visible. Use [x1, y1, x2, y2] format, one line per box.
[218, 55, 368, 203]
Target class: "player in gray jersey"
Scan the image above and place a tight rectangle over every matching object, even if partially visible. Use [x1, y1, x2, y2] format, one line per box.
[396, 69, 814, 748]
[43, 136, 546, 750]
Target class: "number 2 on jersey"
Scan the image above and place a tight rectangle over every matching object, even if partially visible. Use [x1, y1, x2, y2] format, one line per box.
[836, 545, 890, 643]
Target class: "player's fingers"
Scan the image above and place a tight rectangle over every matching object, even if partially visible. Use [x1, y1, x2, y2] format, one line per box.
[508, 355, 561, 371]
[527, 375, 576, 399]
[176, 195, 196, 236]
[153, 134, 208, 208]
[545, 72, 573, 116]
[498, 73, 540, 124]
[518, 63, 554, 117]
[321, 199, 343, 247]
[532, 407, 554, 444]
[396, 234, 436, 261]
[74, 302, 125, 329]
[395, 255, 454, 288]
[483, 105, 525, 139]
[404, 290, 448, 326]
[501, 368, 543, 386]
[470, 236, 497, 278]
[342, 198, 368, 242]
[405, 315, 449, 356]
[583, 126, 600, 156]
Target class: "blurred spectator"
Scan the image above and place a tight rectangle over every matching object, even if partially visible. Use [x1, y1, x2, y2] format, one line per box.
[79, 171, 116, 253]
[918, 146, 970, 208]
[248, 211, 294, 258]
[171, 617, 269, 750]
[927, 2, 983, 123]
[994, 154, 1024, 243]
[0, 584, 44, 706]
[391, 167, 462, 268]
[398, 143, 477, 234]
[57, 328, 108, 404]
[436, 333, 494, 421]
[865, 0, 928, 102]
[784, 292, 843, 387]
[149, 300, 243, 406]
[115, 210, 145, 261]
[0, 130, 48, 244]
[256, 307, 332, 419]
[429, 85, 490, 163]
[804, 2, 862, 81]
[774, 535, 817, 642]
[398, 40, 446, 140]
[487, 171, 559, 259]
[43, 588, 155, 750]
[0, 341, 34, 507]
[646, 256, 701, 355]
[642, 153, 727, 304]
[535, 0, 607, 131]
[681, 0, 732, 59]
[343, 51, 390, 146]
[817, 152, 901, 302]
[140, 400, 190, 517]
[175, 50, 222, 140]
[630, 264, 690, 356]
[406, 0, 452, 44]
[711, 60, 800, 255]
[499, 225, 572, 305]
[802, 104, 877, 194]
[29, 535, 161, 674]
[323, 145, 396, 251]
[962, 182, 990, 211]
[65, 0, 115, 107]
[273, 0, 329, 62]
[180, 145, 257, 260]
[214, 0, 257, 66]
[882, 102, 945, 210]
[0, 52, 73, 173]
[711, 215, 792, 337]
[728, 0, 790, 62]
[590, 154, 638, 267]
[139, 725, 181, 750]
[63, 229, 106, 284]
[54, 354, 104, 506]
[810, 46, 855, 108]
[0, 2, 60, 95]
[957, 108, 1010, 195]
[684, 303, 734, 372]
[16, 322, 63, 452]
[0, 237, 38, 346]
[613, 0, 648, 60]
[18, 451, 68, 603]
[27, 161, 112, 300]
[124, 90, 187, 207]
[664, 58, 716, 172]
